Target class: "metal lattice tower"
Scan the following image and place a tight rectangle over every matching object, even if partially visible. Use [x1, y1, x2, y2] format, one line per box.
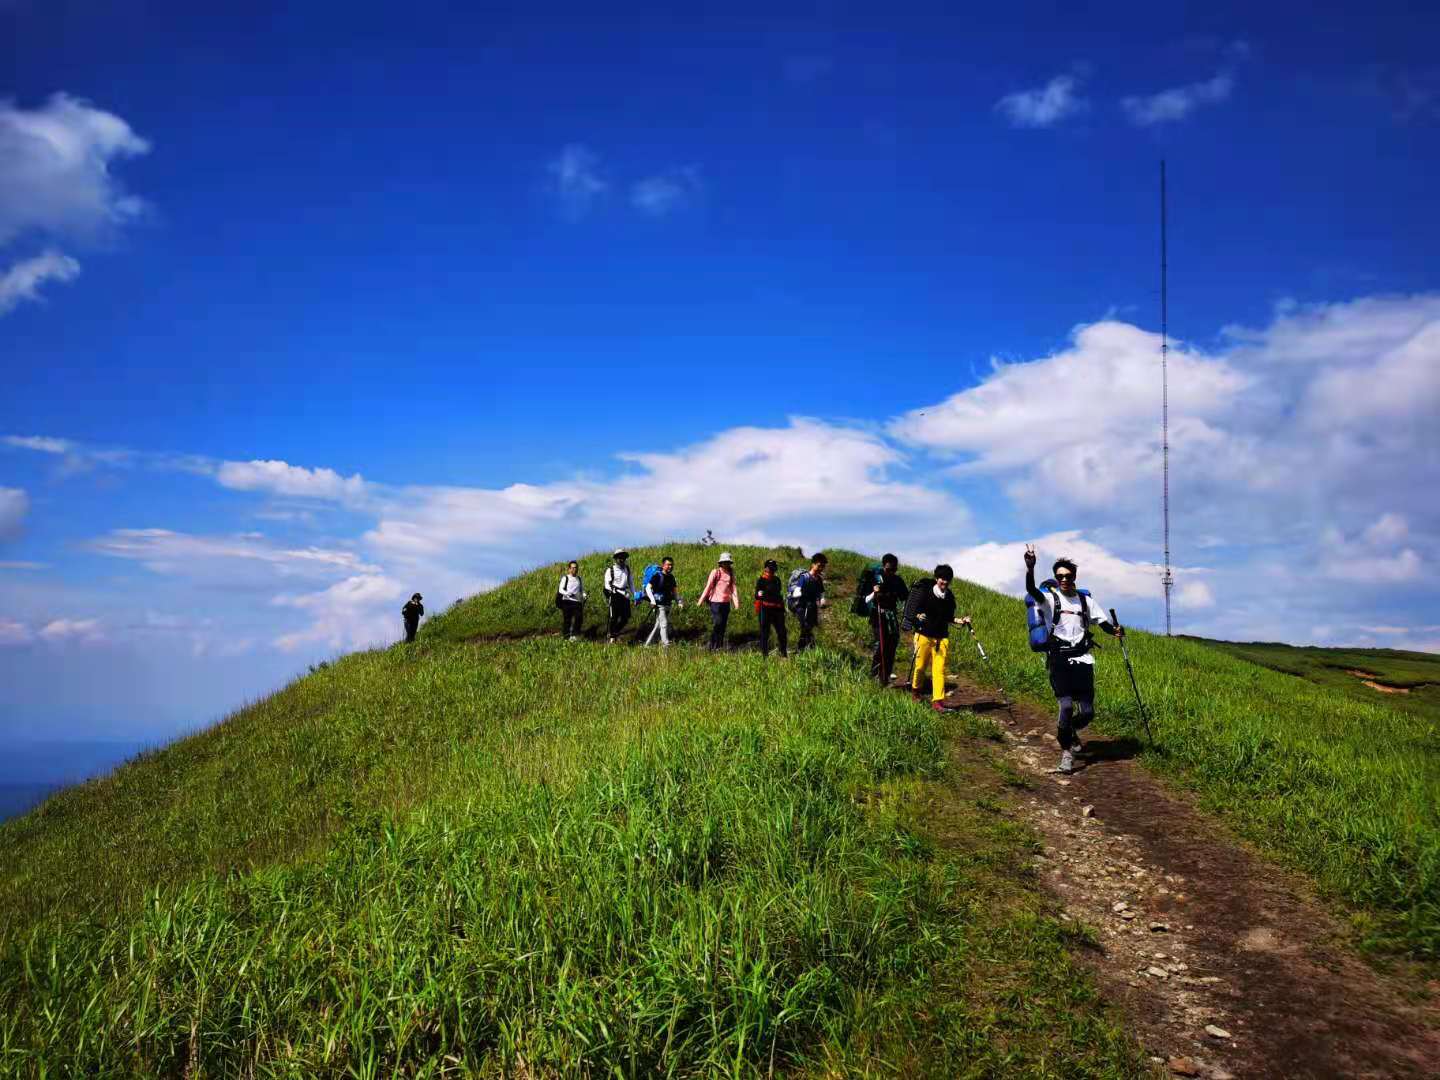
[1160, 160, 1174, 636]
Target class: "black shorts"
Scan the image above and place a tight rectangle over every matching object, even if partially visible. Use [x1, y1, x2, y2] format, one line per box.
[1048, 656, 1095, 703]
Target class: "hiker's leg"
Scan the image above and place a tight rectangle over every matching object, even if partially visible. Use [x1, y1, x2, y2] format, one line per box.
[869, 615, 883, 677]
[645, 609, 660, 645]
[882, 617, 898, 680]
[708, 602, 725, 649]
[1072, 664, 1096, 730]
[911, 635, 932, 690]
[716, 603, 730, 647]
[776, 613, 789, 657]
[759, 609, 771, 656]
[1056, 695, 1077, 749]
[931, 637, 949, 702]
[657, 605, 670, 646]
[575, 602, 584, 637]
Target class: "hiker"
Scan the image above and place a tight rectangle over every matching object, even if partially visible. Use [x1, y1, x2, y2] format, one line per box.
[863, 553, 908, 682]
[556, 560, 586, 641]
[696, 551, 742, 650]
[401, 593, 423, 643]
[1024, 546, 1123, 774]
[643, 556, 682, 647]
[909, 565, 972, 711]
[602, 549, 632, 643]
[789, 552, 828, 652]
[754, 558, 788, 658]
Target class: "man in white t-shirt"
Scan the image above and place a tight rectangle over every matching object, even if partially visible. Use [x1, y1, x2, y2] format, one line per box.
[1024, 546, 1124, 774]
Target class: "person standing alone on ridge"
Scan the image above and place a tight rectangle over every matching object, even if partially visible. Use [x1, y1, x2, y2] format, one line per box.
[644, 556, 682, 647]
[1024, 545, 1123, 774]
[864, 553, 908, 682]
[696, 551, 742, 650]
[909, 565, 972, 711]
[754, 558, 788, 658]
[789, 552, 828, 653]
[556, 560, 587, 641]
[402, 593, 424, 643]
[603, 549, 633, 643]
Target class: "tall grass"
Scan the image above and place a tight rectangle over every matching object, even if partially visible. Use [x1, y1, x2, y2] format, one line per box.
[433, 546, 1440, 961]
[0, 642, 1142, 1076]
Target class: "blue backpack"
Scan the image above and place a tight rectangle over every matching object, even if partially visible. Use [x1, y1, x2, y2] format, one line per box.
[785, 568, 810, 615]
[1025, 580, 1091, 653]
[635, 563, 664, 605]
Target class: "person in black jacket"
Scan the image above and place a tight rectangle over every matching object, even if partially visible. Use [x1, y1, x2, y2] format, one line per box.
[862, 553, 908, 682]
[754, 558, 788, 658]
[909, 565, 971, 711]
[402, 593, 424, 643]
[643, 556, 682, 647]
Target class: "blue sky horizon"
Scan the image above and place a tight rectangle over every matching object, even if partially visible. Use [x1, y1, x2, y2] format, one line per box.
[3, 1, 1438, 753]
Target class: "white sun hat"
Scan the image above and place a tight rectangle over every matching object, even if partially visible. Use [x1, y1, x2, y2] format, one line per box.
[717, 551, 733, 563]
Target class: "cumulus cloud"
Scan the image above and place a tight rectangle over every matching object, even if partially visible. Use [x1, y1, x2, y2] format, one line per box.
[216, 459, 370, 504]
[945, 529, 1192, 606]
[631, 167, 702, 217]
[0, 93, 150, 245]
[272, 574, 407, 652]
[1122, 71, 1234, 126]
[0, 250, 80, 315]
[995, 74, 1088, 128]
[546, 144, 608, 219]
[0, 486, 27, 538]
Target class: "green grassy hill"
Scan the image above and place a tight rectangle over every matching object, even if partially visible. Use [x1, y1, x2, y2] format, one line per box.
[2, 543, 1436, 1074]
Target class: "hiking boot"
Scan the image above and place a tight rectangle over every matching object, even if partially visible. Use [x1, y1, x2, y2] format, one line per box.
[1071, 737, 1084, 756]
[568, 635, 579, 642]
[1057, 750, 1075, 774]
[931, 700, 949, 712]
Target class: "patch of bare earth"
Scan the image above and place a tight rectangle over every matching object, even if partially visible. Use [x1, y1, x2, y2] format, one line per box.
[1344, 669, 1412, 695]
[902, 678, 1440, 1079]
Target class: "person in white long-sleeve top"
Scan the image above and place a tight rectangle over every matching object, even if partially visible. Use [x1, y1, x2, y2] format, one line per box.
[556, 560, 587, 641]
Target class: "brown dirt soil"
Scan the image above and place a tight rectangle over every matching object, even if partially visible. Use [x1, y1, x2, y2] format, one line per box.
[1345, 669, 1412, 695]
[908, 677, 1440, 1079]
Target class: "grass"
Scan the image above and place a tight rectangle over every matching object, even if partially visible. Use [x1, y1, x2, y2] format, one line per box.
[1185, 638, 1440, 725]
[431, 543, 1440, 961]
[0, 579, 1145, 1076]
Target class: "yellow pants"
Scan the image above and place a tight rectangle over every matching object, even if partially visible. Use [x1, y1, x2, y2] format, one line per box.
[911, 634, 949, 702]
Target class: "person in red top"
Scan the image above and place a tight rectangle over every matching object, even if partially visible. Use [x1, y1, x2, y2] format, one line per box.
[753, 558, 788, 658]
[696, 551, 742, 650]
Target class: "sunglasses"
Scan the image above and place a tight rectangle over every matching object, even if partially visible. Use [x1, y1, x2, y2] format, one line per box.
[1055, 572, 1074, 581]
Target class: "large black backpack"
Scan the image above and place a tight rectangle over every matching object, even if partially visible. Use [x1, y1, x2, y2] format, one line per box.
[900, 577, 934, 632]
[850, 564, 883, 617]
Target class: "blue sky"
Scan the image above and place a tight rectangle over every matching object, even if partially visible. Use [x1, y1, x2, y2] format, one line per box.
[2, 1, 1438, 758]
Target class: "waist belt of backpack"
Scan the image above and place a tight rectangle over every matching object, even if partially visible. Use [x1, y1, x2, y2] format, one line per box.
[1050, 637, 1092, 660]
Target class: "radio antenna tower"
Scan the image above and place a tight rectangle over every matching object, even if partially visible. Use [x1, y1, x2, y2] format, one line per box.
[1160, 160, 1174, 636]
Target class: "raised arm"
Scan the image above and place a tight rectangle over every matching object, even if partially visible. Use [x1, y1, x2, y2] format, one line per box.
[1023, 545, 1047, 604]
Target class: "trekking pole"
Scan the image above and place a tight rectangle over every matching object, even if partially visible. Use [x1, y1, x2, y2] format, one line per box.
[964, 621, 1002, 692]
[1110, 609, 1156, 746]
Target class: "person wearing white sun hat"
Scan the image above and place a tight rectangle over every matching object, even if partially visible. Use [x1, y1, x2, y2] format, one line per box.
[696, 551, 742, 650]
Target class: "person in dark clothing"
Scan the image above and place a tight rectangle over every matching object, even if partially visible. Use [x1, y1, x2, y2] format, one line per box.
[754, 558, 788, 658]
[556, 560, 586, 640]
[402, 593, 424, 643]
[909, 565, 971, 710]
[602, 549, 632, 643]
[1024, 545, 1123, 773]
[791, 552, 828, 652]
[862, 553, 908, 682]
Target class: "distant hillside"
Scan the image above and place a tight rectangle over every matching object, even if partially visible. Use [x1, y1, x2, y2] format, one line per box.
[1185, 637, 1440, 723]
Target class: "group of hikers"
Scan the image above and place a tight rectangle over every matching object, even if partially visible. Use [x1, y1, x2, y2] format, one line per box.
[402, 545, 1125, 775]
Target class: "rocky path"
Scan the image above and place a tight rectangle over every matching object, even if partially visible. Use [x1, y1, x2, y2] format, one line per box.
[924, 681, 1440, 1079]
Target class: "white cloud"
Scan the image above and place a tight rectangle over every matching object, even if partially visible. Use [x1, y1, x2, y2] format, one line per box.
[272, 574, 407, 652]
[3, 434, 74, 454]
[0, 93, 150, 246]
[546, 144, 607, 219]
[0, 250, 80, 315]
[91, 528, 379, 582]
[1178, 580, 1216, 609]
[0, 618, 32, 646]
[0, 486, 27, 538]
[995, 74, 1088, 129]
[1122, 71, 1234, 126]
[631, 167, 702, 217]
[37, 617, 105, 644]
[216, 459, 369, 504]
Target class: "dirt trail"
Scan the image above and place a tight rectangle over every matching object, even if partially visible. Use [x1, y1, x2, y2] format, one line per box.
[917, 678, 1440, 1079]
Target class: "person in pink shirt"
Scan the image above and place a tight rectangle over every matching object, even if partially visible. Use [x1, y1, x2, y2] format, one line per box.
[696, 551, 742, 650]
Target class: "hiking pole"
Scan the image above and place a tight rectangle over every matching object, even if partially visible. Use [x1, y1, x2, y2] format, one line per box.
[963, 621, 1002, 691]
[1110, 609, 1156, 746]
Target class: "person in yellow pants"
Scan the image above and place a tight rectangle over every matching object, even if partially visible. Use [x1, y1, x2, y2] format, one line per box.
[909, 564, 972, 711]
